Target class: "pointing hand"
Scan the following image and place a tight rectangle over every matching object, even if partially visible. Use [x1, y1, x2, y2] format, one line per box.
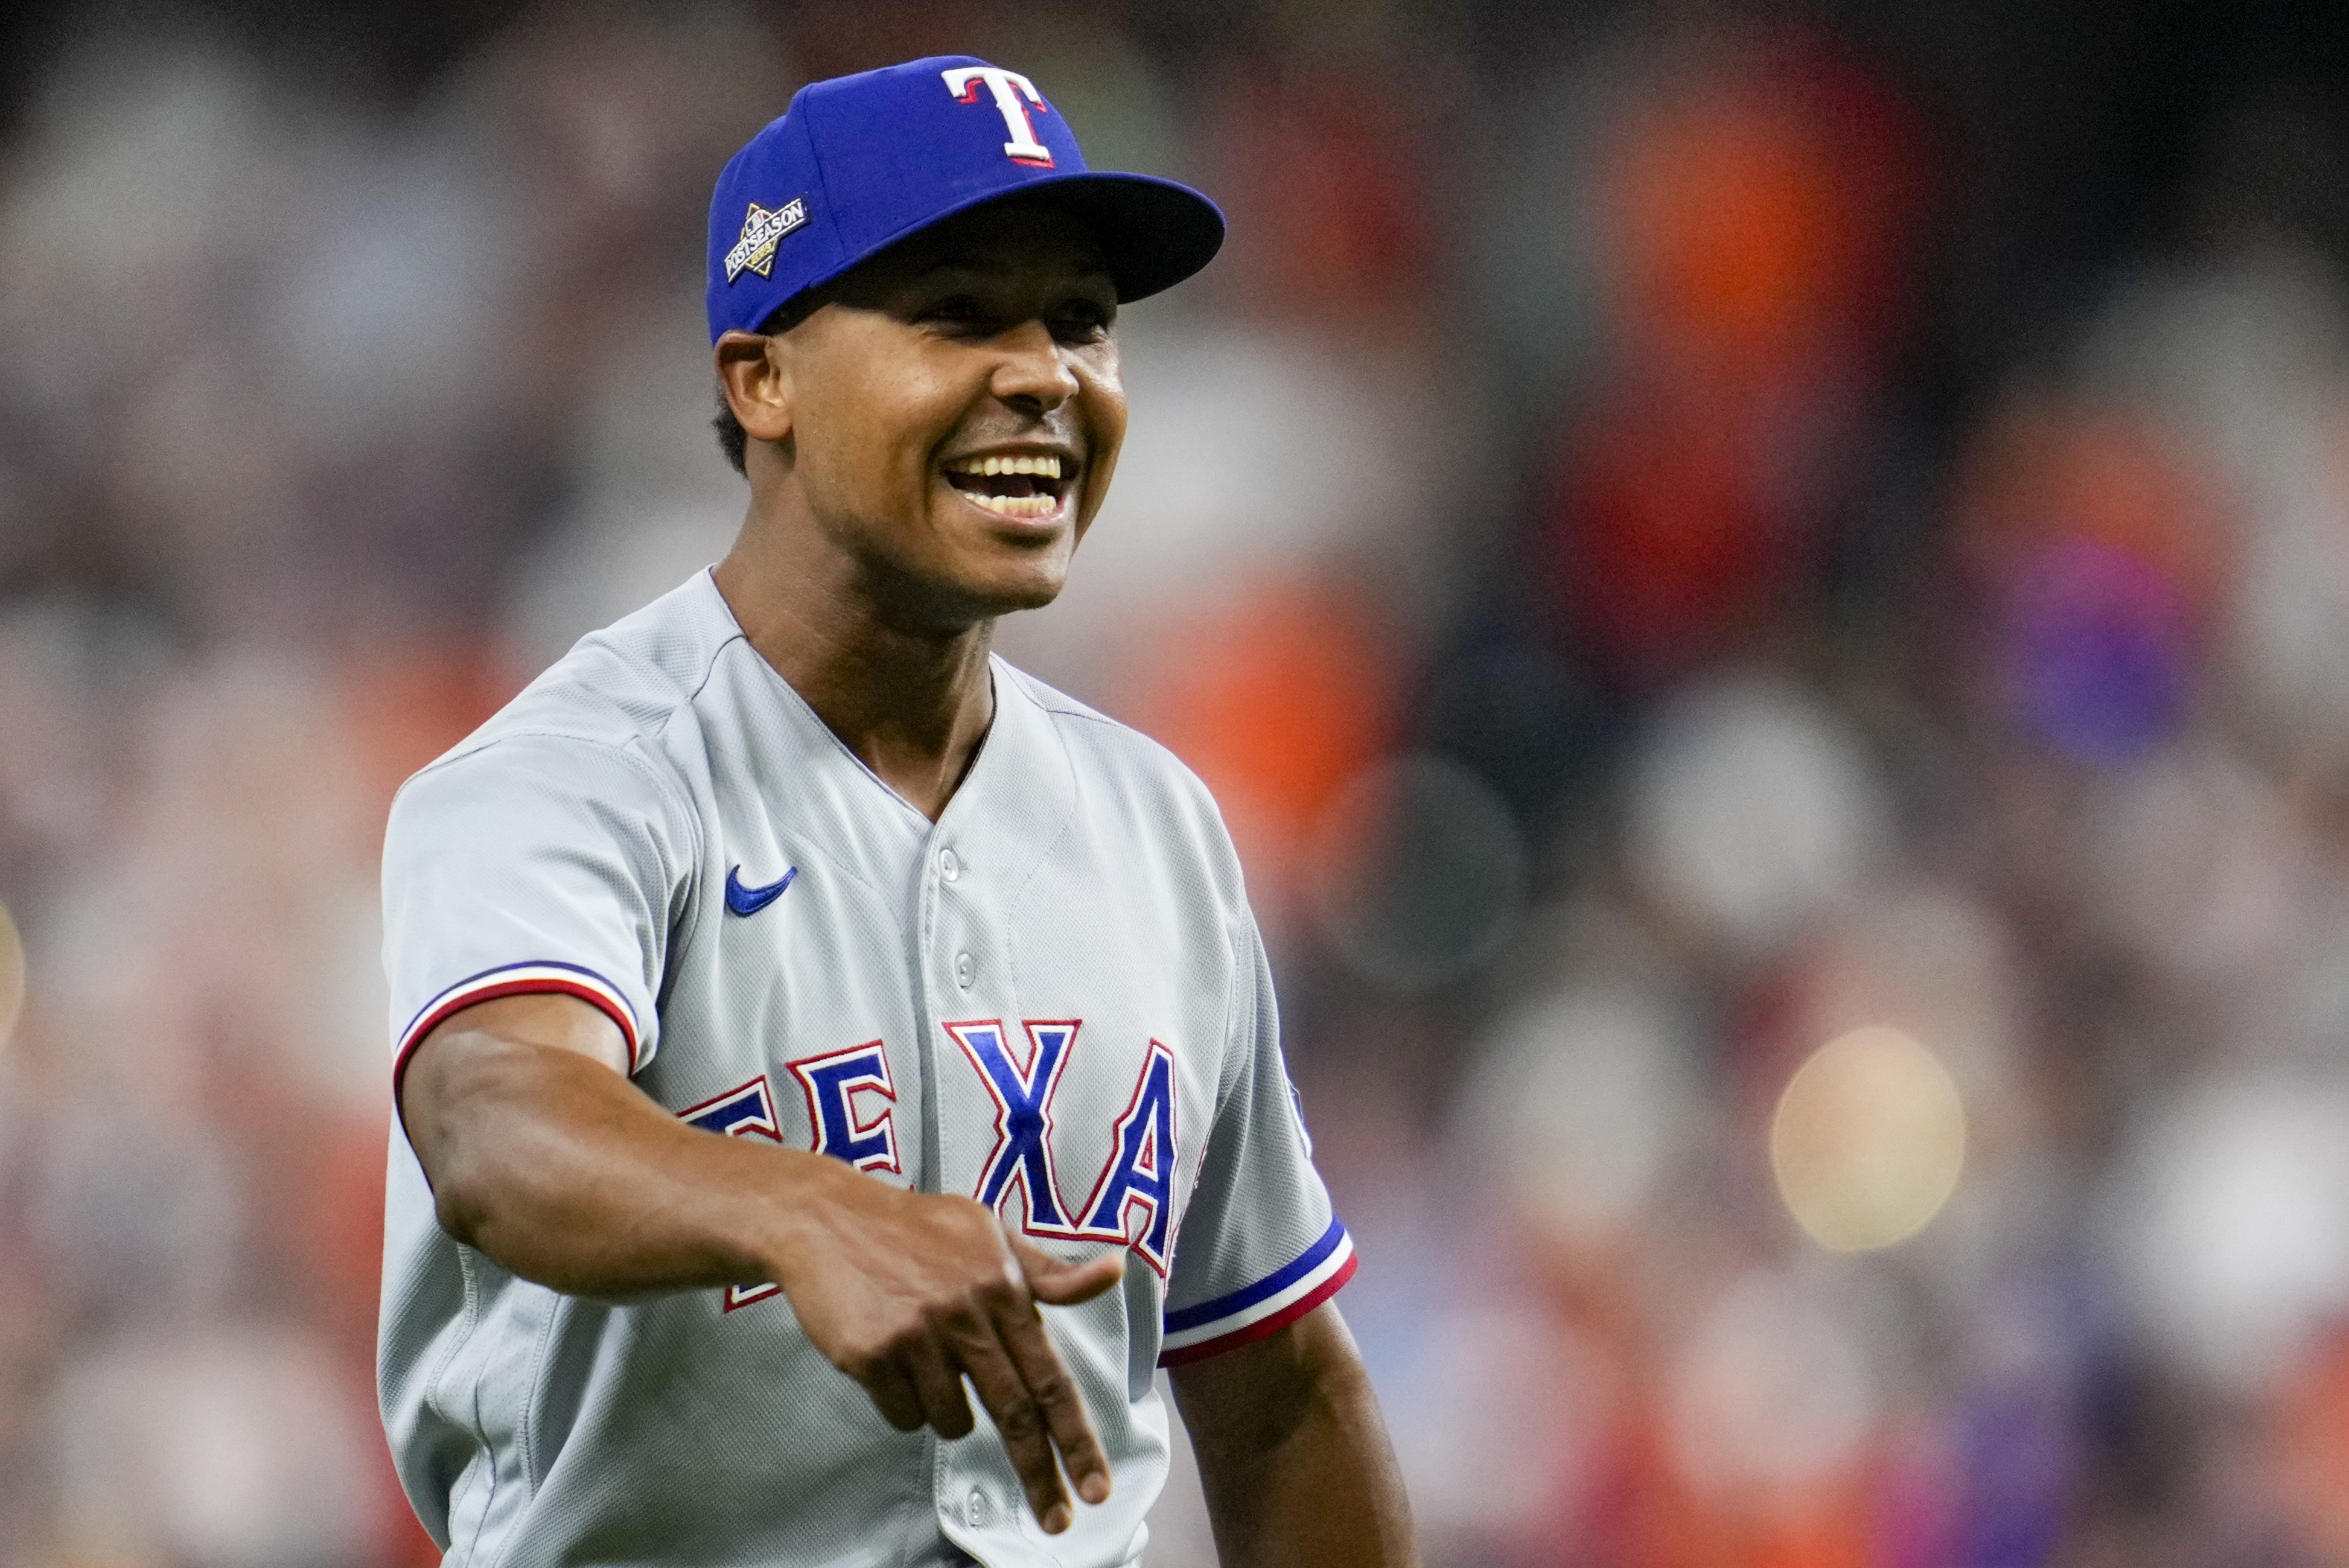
[770, 1171, 1125, 1535]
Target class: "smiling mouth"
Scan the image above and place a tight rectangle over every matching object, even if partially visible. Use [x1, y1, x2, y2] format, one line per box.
[942, 452, 1075, 520]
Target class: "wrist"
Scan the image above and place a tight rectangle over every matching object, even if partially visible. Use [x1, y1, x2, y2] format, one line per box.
[739, 1143, 876, 1287]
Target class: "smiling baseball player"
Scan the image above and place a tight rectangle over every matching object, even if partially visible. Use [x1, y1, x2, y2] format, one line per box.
[379, 54, 1415, 1568]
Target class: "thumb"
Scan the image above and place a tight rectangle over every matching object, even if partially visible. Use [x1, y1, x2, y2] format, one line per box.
[1012, 1235, 1126, 1305]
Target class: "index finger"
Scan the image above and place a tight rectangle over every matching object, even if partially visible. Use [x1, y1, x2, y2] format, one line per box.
[987, 1273, 1113, 1509]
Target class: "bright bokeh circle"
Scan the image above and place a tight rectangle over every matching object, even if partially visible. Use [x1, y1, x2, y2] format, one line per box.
[1771, 1026, 1966, 1252]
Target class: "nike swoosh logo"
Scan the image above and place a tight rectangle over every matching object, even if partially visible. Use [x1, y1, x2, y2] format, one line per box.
[725, 865, 797, 917]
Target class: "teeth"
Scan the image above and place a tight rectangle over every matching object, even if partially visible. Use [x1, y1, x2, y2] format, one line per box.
[949, 454, 1064, 479]
[964, 491, 1059, 520]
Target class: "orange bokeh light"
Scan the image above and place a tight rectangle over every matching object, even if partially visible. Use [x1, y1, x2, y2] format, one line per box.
[1118, 576, 1399, 894]
[1601, 44, 1924, 386]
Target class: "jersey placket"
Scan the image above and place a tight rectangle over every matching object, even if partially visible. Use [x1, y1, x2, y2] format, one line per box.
[913, 678, 1084, 1561]
[913, 789, 987, 1550]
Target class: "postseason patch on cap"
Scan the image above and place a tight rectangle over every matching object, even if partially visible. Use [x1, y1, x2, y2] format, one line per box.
[725, 195, 809, 284]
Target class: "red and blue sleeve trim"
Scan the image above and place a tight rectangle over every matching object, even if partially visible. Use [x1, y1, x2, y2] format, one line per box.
[1158, 1216, 1357, 1366]
[392, 960, 645, 1111]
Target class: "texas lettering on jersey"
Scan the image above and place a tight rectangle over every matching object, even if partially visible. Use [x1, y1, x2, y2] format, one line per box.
[679, 1019, 1181, 1308]
[678, 1076, 788, 1310]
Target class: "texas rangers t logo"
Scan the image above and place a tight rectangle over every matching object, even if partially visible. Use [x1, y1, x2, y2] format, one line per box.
[941, 66, 1053, 166]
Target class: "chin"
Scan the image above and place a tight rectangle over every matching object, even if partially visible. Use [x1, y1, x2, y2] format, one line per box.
[948, 536, 1076, 617]
[883, 556, 1068, 629]
[969, 567, 1069, 617]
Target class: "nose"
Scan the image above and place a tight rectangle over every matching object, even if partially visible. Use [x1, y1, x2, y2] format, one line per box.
[988, 319, 1081, 415]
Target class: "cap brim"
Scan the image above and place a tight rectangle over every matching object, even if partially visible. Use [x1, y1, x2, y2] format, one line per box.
[997, 171, 1226, 303]
[760, 171, 1224, 330]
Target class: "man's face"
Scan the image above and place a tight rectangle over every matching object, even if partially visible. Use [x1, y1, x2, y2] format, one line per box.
[770, 202, 1126, 629]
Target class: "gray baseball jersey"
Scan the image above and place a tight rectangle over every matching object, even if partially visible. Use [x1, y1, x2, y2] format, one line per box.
[377, 569, 1354, 1568]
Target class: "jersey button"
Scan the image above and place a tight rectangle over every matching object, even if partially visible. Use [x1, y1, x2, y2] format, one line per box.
[939, 847, 961, 882]
[954, 952, 975, 989]
[965, 1485, 993, 1529]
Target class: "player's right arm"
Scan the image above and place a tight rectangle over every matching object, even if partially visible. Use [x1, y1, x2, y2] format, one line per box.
[399, 989, 1122, 1537]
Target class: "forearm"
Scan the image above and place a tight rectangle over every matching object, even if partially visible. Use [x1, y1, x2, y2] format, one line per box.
[1173, 1306, 1418, 1568]
[1198, 1379, 1414, 1568]
[404, 1015, 847, 1298]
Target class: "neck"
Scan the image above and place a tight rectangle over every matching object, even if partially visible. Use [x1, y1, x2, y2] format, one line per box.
[712, 510, 996, 824]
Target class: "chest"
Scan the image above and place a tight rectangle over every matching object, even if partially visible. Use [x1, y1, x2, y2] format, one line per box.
[642, 766, 1234, 1284]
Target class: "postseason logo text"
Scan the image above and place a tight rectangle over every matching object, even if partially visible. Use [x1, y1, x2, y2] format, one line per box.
[725, 196, 809, 283]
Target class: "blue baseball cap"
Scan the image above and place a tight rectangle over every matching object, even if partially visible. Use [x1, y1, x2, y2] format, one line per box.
[706, 56, 1225, 342]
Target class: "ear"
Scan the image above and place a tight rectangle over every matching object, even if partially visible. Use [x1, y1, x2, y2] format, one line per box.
[715, 329, 794, 451]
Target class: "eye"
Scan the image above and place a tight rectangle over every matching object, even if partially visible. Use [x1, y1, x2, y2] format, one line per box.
[921, 295, 992, 331]
[1052, 299, 1113, 342]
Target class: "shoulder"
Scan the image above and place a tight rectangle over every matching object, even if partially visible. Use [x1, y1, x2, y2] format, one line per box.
[465, 570, 738, 759]
[392, 573, 738, 826]
[995, 660, 1247, 908]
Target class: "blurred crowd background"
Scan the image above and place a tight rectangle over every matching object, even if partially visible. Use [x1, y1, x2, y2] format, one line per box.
[6, 1, 2349, 1564]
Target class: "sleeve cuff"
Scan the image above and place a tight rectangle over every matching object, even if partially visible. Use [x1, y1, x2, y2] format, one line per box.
[1158, 1217, 1357, 1367]
[392, 960, 645, 1109]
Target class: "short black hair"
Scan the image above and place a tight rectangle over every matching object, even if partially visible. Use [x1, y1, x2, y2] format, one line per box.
[712, 285, 837, 476]
[713, 393, 751, 475]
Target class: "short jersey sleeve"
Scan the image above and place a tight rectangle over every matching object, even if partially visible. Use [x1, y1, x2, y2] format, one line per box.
[1159, 913, 1356, 1366]
[381, 732, 695, 1107]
